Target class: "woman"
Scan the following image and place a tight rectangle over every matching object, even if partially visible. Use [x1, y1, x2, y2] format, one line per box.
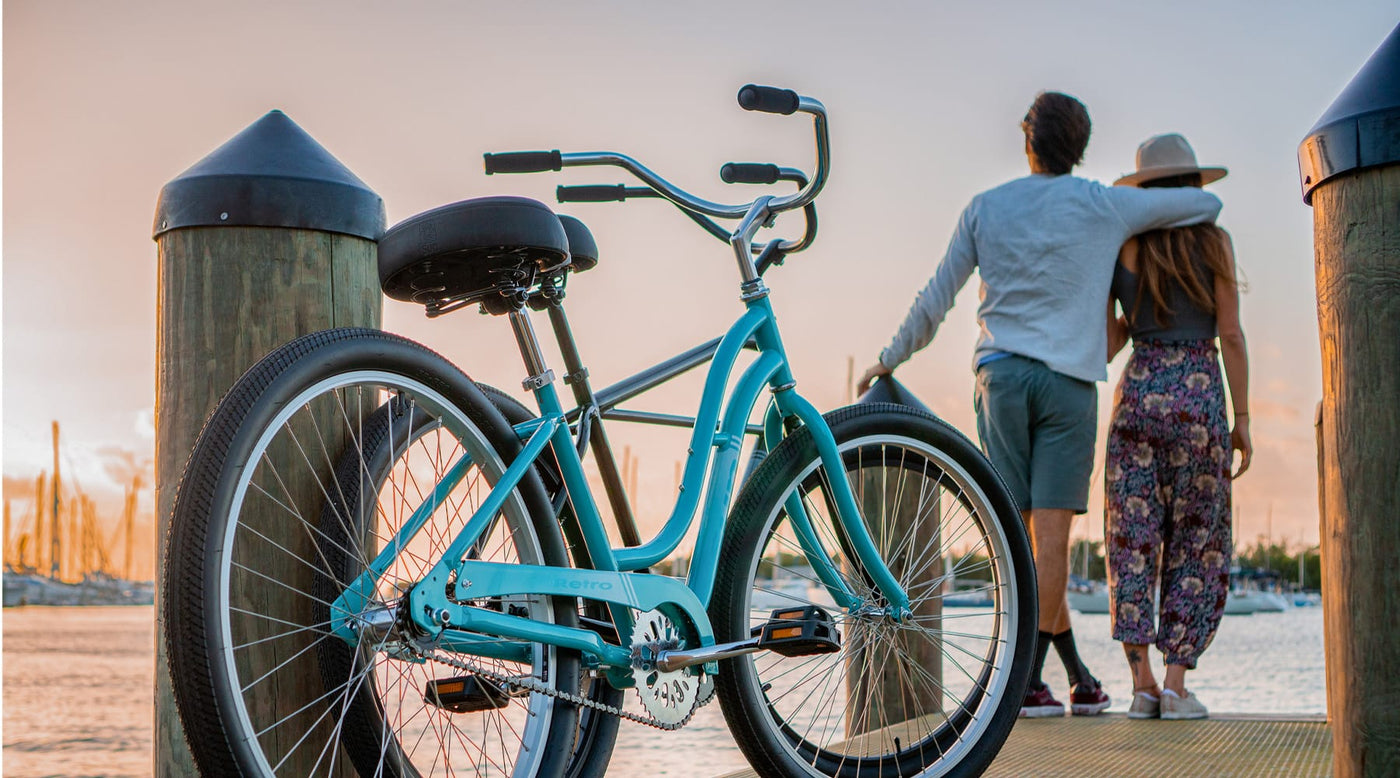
[1104, 133, 1252, 721]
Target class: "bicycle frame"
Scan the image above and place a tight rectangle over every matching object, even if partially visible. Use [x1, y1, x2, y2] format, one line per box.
[328, 86, 911, 687]
[329, 299, 911, 684]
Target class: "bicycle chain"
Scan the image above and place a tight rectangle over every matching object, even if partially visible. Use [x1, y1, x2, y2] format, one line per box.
[423, 647, 715, 731]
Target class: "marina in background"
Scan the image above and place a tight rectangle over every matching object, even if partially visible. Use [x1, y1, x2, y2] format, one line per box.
[2, 422, 154, 608]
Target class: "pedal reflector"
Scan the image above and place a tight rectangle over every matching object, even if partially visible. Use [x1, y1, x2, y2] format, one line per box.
[758, 605, 841, 657]
[424, 675, 510, 713]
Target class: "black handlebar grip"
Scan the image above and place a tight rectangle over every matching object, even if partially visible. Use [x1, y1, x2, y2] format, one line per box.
[483, 150, 563, 175]
[721, 163, 781, 185]
[737, 84, 800, 115]
[556, 185, 628, 203]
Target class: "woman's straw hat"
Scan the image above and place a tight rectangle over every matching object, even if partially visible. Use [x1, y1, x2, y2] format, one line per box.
[1114, 133, 1228, 187]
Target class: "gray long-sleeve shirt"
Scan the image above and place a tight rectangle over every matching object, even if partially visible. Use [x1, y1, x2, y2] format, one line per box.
[879, 174, 1222, 383]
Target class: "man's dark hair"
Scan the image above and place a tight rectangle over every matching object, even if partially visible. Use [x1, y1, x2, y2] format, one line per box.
[1021, 92, 1091, 175]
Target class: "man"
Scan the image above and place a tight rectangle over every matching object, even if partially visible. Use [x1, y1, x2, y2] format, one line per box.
[857, 92, 1221, 718]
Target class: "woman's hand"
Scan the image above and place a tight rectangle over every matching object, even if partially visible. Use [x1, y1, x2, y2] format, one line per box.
[1230, 415, 1253, 478]
[856, 362, 892, 396]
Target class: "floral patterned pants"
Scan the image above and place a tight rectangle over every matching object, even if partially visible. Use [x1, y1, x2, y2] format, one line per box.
[1105, 340, 1232, 669]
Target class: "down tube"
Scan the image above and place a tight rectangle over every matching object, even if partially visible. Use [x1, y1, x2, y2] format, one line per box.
[686, 350, 784, 607]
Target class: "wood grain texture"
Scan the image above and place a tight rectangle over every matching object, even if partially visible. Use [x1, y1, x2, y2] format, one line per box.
[154, 226, 379, 776]
[1312, 163, 1400, 778]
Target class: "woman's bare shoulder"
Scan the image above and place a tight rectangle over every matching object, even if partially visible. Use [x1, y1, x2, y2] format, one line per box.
[1117, 237, 1140, 273]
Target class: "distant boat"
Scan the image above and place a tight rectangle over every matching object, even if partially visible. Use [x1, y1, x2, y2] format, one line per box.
[1067, 586, 1109, 614]
[1226, 589, 1289, 614]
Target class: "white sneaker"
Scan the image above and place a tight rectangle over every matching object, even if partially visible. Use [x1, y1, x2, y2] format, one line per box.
[1160, 689, 1208, 720]
[1127, 691, 1160, 719]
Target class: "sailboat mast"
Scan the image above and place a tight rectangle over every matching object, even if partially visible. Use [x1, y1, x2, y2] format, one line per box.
[68, 501, 79, 580]
[50, 421, 62, 580]
[33, 472, 46, 573]
[124, 480, 138, 581]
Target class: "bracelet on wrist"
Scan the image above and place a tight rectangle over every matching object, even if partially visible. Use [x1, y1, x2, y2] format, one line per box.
[1233, 411, 1249, 417]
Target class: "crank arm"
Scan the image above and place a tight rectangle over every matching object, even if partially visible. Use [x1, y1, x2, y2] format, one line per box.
[655, 637, 761, 672]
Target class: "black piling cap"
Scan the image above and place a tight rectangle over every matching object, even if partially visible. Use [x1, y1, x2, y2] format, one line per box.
[857, 374, 935, 416]
[153, 110, 385, 239]
[1298, 22, 1400, 205]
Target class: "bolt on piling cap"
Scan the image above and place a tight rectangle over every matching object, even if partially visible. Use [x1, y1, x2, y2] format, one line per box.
[153, 110, 385, 239]
[1298, 22, 1400, 205]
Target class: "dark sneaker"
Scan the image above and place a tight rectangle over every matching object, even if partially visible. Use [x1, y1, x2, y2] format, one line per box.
[1070, 679, 1111, 716]
[1019, 683, 1065, 718]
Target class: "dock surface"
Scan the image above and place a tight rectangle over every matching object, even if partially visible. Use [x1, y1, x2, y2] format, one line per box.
[720, 714, 1331, 777]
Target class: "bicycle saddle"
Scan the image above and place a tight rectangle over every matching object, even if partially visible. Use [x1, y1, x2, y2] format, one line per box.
[557, 214, 598, 272]
[379, 196, 570, 308]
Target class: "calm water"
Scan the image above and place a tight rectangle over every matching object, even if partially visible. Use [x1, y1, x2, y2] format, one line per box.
[2, 605, 1326, 777]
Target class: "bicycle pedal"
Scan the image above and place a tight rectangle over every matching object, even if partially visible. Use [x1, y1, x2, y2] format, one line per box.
[757, 606, 841, 657]
[424, 675, 511, 713]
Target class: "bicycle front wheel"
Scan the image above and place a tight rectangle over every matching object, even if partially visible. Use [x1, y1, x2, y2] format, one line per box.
[713, 403, 1035, 778]
[163, 328, 579, 778]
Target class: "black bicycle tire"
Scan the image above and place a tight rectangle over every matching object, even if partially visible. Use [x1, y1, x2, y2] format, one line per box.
[162, 327, 580, 778]
[711, 403, 1036, 778]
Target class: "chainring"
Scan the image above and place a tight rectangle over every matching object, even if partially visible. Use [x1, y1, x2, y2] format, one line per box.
[629, 609, 704, 726]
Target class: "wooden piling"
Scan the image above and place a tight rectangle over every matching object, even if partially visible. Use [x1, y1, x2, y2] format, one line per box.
[152, 110, 383, 775]
[1300, 22, 1400, 777]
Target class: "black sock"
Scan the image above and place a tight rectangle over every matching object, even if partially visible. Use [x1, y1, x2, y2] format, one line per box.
[1030, 631, 1053, 690]
[1052, 629, 1094, 689]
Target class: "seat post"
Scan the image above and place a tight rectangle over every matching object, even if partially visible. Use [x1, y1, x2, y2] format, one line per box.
[545, 300, 644, 548]
[507, 309, 555, 391]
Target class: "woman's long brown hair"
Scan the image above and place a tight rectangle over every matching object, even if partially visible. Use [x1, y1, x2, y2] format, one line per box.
[1132, 174, 1235, 325]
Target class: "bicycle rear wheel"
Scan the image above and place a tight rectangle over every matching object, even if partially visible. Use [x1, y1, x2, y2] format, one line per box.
[713, 403, 1035, 778]
[163, 328, 579, 778]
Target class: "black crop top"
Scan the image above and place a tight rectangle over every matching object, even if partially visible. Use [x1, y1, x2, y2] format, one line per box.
[1112, 257, 1218, 342]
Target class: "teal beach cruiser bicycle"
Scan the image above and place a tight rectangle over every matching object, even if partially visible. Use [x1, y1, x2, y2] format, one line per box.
[163, 85, 1036, 778]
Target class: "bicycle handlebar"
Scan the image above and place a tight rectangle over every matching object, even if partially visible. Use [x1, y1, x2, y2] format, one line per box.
[483, 150, 562, 175]
[486, 85, 827, 219]
[486, 85, 828, 281]
[720, 163, 780, 185]
[556, 184, 630, 203]
[737, 84, 800, 115]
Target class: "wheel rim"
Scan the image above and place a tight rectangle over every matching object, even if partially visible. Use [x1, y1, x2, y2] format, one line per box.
[740, 434, 1018, 778]
[214, 370, 557, 777]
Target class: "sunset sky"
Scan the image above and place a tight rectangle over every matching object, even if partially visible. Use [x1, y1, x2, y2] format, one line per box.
[4, 1, 1395, 576]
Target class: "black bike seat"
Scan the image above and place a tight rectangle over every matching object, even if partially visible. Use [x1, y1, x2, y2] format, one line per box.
[378, 196, 569, 306]
[558, 214, 598, 273]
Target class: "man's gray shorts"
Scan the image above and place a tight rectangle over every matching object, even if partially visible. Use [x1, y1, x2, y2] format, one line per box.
[973, 355, 1097, 514]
